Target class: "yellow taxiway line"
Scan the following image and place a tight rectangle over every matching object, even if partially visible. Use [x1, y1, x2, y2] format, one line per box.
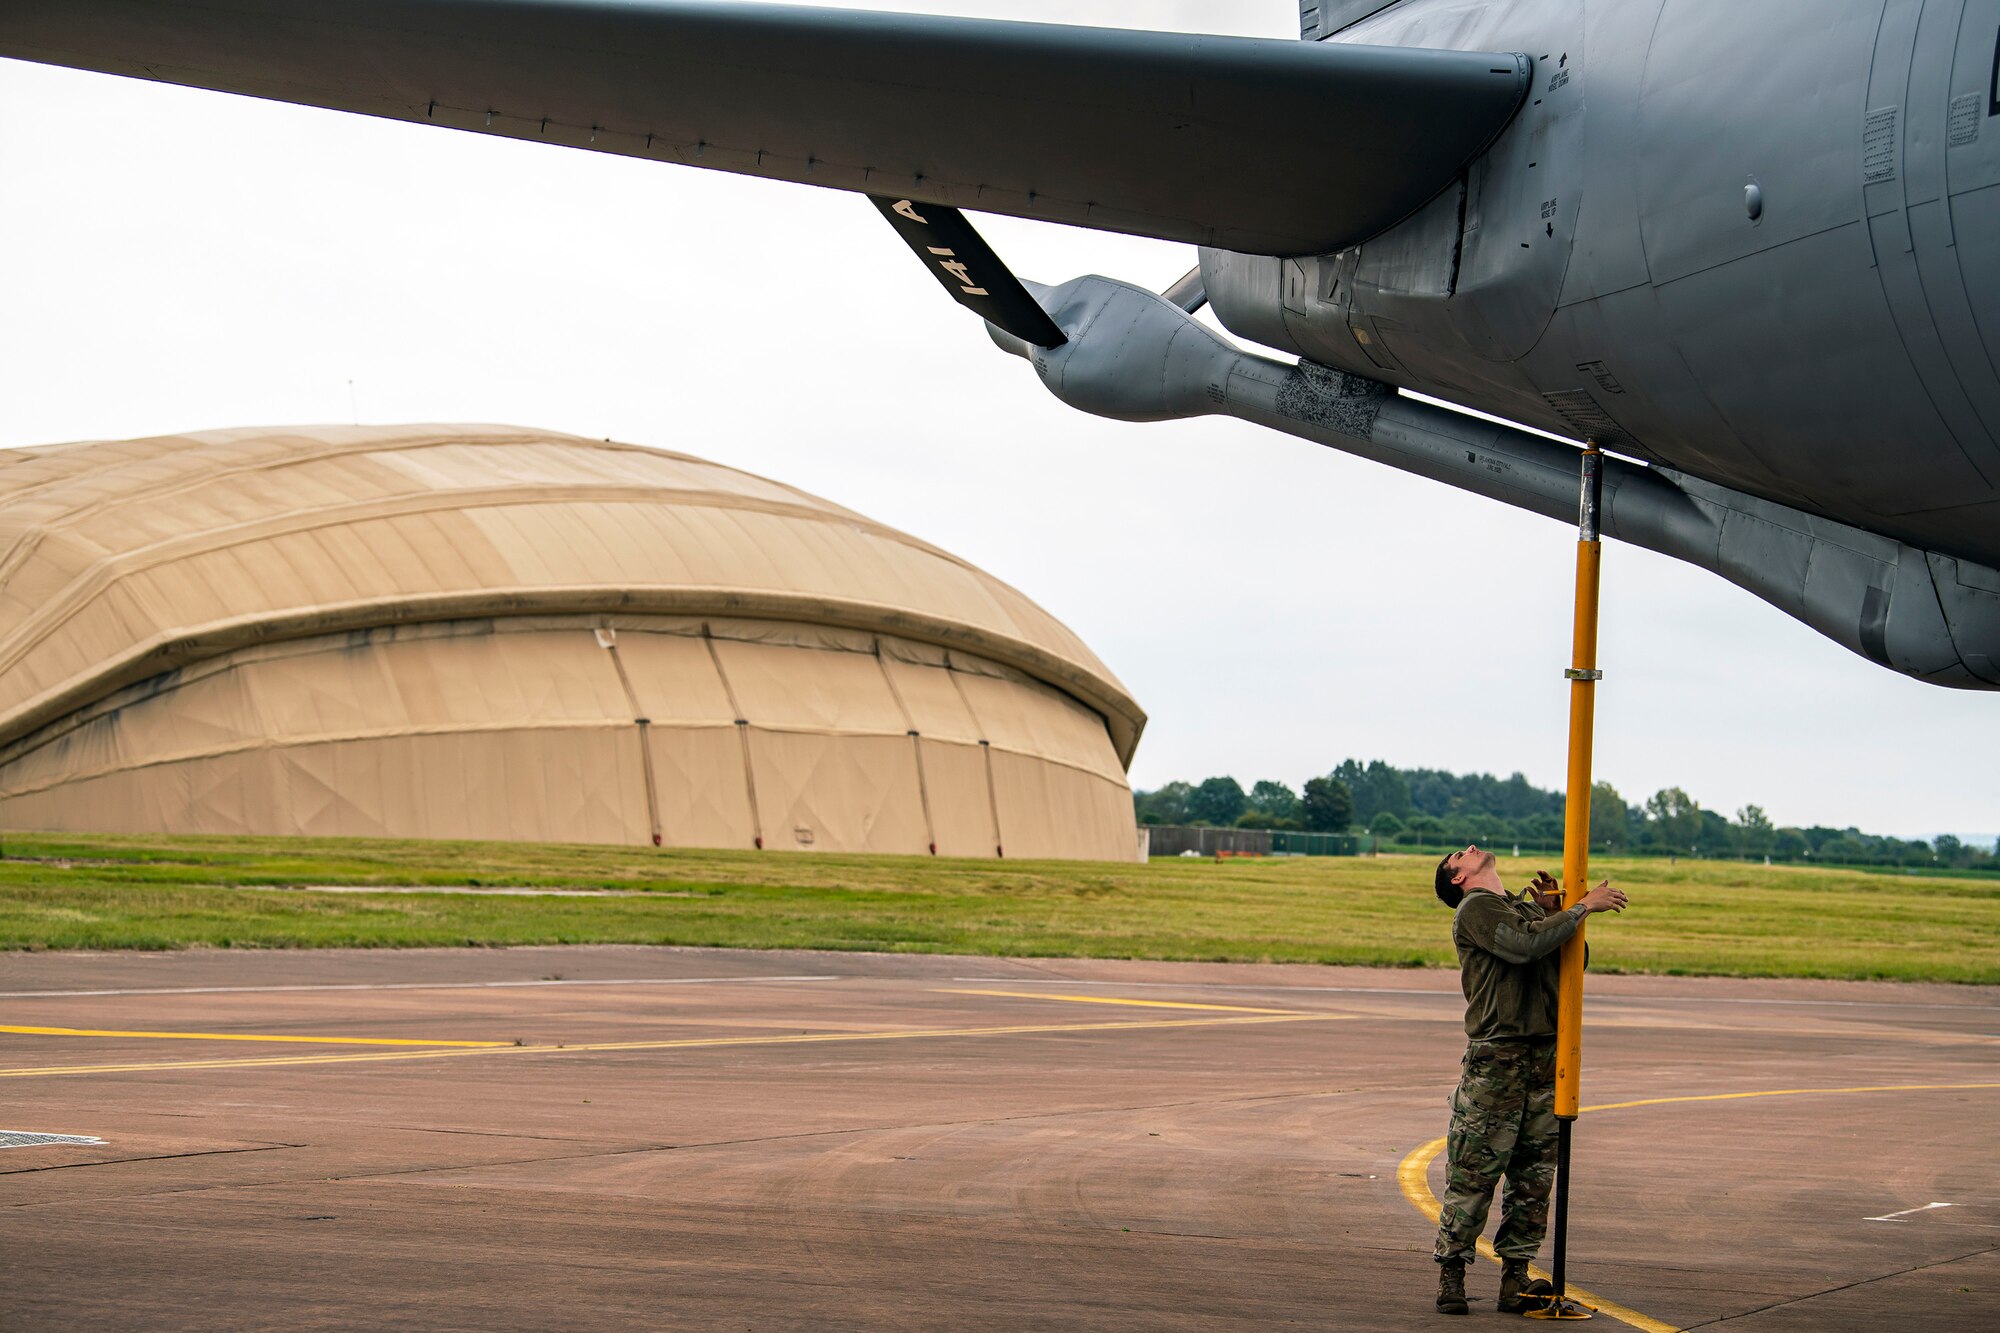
[1398, 1081, 2000, 1333]
[1582, 1081, 2000, 1112]
[0, 1024, 509, 1047]
[1399, 1136, 1679, 1333]
[937, 988, 1305, 1015]
[0, 1012, 1338, 1080]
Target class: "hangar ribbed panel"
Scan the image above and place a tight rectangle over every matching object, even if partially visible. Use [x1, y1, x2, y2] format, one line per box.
[0, 426, 1143, 861]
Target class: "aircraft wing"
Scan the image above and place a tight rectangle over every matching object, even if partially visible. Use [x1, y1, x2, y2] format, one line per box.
[0, 0, 1529, 257]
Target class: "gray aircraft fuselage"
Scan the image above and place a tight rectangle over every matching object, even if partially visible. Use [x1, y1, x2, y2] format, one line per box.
[1215, 0, 2000, 577]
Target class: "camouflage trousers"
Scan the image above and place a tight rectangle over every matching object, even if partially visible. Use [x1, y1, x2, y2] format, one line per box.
[1433, 1038, 1559, 1264]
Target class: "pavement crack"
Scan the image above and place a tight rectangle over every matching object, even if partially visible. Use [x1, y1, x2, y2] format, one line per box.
[362, 1122, 624, 1144]
[1686, 1241, 2000, 1326]
[324, 1142, 673, 1183]
[987, 958, 1092, 980]
[0, 1143, 298, 1177]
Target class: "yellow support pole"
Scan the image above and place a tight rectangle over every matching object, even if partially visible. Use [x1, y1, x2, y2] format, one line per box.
[1537, 444, 1604, 1321]
[1555, 446, 1602, 1119]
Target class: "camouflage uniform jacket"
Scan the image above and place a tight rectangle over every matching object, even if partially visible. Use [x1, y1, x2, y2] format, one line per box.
[1452, 889, 1584, 1040]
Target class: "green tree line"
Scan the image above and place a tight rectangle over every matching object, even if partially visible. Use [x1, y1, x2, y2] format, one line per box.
[1133, 759, 1999, 871]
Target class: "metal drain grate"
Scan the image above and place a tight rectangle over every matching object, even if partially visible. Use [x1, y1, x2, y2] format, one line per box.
[0, 1130, 104, 1149]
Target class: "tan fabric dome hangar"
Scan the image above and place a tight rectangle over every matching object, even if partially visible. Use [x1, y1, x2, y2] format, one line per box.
[0, 425, 1145, 860]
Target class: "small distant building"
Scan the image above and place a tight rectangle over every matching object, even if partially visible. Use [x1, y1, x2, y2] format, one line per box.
[0, 425, 1143, 859]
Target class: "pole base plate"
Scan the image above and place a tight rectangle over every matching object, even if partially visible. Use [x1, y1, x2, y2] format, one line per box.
[1522, 1296, 1596, 1320]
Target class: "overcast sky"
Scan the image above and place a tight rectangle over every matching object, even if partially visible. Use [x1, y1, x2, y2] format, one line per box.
[0, 1, 1992, 840]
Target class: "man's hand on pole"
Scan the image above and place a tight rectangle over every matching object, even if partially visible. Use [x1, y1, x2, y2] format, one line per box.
[1575, 882, 1627, 915]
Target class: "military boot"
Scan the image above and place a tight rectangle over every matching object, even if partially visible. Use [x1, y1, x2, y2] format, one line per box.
[1497, 1259, 1555, 1313]
[1436, 1258, 1469, 1315]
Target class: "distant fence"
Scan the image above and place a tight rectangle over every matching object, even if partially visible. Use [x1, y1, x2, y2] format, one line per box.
[1144, 826, 1360, 858]
[1271, 830, 1362, 857]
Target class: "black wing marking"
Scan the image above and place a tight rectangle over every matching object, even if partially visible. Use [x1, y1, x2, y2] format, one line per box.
[870, 196, 1066, 349]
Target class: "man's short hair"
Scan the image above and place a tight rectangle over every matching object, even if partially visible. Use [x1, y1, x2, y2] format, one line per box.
[1435, 853, 1464, 908]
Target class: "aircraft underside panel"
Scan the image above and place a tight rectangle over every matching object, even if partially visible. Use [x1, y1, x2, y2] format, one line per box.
[1302, 3, 1408, 41]
[1216, 0, 2000, 573]
[1598, 0, 2000, 563]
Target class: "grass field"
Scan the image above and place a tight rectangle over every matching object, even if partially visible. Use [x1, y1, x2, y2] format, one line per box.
[3, 831, 1996, 983]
